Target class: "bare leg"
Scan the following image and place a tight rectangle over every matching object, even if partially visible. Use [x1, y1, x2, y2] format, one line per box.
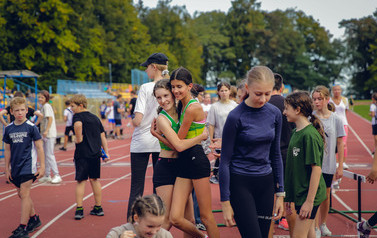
[63, 135, 68, 149]
[89, 179, 102, 206]
[19, 180, 34, 225]
[156, 185, 174, 230]
[170, 178, 205, 237]
[76, 180, 86, 207]
[292, 217, 314, 238]
[286, 204, 296, 237]
[193, 177, 220, 238]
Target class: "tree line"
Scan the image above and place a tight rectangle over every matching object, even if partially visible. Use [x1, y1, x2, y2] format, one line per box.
[0, 0, 376, 98]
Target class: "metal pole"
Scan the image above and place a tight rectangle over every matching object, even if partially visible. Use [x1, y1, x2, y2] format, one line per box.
[34, 77, 38, 111]
[358, 175, 362, 222]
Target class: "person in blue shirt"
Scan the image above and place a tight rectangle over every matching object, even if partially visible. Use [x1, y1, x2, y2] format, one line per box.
[219, 66, 285, 238]
[4, 97, 45, 238]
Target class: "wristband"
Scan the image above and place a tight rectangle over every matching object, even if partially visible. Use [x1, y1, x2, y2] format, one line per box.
[275, 192, 286, 197]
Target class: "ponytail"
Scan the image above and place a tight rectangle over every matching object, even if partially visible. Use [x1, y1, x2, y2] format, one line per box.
[309, 114, 326, 147]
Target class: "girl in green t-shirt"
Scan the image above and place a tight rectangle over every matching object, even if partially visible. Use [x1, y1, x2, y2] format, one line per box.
[283, 91, 327, 237]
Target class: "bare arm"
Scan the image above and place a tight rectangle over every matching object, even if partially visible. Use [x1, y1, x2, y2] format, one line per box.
[101, 132, 110, 162]
[209, 124, 215, 141]
[4, 143, 11, 181]
[177, 103, 204, 139]
[34, 110, 43, 126]
[150, 119, 175, 150]
[34, 139, 45, 178]
[335, 137, 344, 179]
[0, 109, 8, 126]
[367, 153, 377, 184]
[158, 115, 207, 152]
[298, 165, 322, 219]
[132, 112, 143, 127]
[74, 121, 83, 143]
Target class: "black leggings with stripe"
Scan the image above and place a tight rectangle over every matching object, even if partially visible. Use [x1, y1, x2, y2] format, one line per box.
[230, 172, 274, 238]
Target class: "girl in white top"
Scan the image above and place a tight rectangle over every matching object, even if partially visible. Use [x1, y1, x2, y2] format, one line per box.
[38, 90, 62, 184]
[370, 93, 377, 153]
[107, 195, 173, 238]
[329, 84, 349, 169]
[207, 82, 237, 183]
[312, 86, 346, 236]
[127, 53, 169, 219]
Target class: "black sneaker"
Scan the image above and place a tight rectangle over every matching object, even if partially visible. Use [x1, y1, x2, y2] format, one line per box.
[26, 215, 41, 233]
[59, 147, 67, 151]
[90, 206, 104, 216]
[10, 225, 29, 238]
[74, 208, 84, 220]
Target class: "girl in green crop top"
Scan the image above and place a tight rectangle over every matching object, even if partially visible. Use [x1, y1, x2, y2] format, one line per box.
[151, 79, 208, 235]
[167, 67, 219, 238]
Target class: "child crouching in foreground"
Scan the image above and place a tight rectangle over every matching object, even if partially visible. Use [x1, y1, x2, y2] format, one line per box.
[4, 97, 45, 238]
[70, 94, 110, 220]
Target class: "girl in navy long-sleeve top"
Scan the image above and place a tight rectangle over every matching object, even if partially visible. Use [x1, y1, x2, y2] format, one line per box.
[219, 66, 285, 238]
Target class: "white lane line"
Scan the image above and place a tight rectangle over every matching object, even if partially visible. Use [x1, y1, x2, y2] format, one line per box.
[0, 155, 129, 200]
[348, 125, 373, 157]
[31, 163, 152, 238]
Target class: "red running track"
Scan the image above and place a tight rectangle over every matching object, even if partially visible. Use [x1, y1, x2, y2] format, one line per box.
[0, 112, 376, 237]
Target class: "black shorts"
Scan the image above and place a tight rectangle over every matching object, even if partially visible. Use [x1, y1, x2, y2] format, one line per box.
[10, 174, 37, 188]
[295, 204, 320, 220]
[115, 119, 122, 126]
[373, 125, 377, 135]
[153, 157, 178, 188]
[177, 145, 211, 179]
[75, 157, 101, 181]
[101, 114, 106, 119]
[322, 173, 334, 188]
[64, 126, 75, 136]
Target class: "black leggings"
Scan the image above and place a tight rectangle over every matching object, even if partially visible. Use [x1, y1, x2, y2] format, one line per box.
[127, 152, 159, 218]
[230, 172, 274, 238]
[368, 211, 377, 227]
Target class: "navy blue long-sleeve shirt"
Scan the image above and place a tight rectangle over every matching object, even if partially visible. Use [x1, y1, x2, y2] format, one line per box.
[219, 101, 284, 201]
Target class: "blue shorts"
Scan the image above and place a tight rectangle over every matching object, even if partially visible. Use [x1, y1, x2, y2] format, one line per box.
[108, 119, 115, 124]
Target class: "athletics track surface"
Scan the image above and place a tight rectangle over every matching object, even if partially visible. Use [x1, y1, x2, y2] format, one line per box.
[0, 111, 376, 237]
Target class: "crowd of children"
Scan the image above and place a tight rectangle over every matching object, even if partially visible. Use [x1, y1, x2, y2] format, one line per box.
[3, 52, 377, 238]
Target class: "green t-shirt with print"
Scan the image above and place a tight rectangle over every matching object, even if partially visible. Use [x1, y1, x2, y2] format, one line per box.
[285, 124, 327, 206]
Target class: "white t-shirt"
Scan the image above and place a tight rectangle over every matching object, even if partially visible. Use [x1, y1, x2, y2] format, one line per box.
[106, 106, 114, 120]
[64, 107, 74, 126]
[201, 103, 212, 113]
[314, 112, 346, 174]
[330, 97, 349, 126]
[40, 103, 57, 138]
[370, 103, 377, 125]
[207, 100, 238, 139]
[131, 82, 160, 153]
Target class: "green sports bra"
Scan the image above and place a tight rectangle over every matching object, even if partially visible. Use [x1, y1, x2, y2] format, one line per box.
[179, 99, 205, 139]
[158, 110, 179, 151]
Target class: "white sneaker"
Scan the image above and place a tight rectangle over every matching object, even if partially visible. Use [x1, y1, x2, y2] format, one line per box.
[51, 175, 62, 184]
[320, 223, 332, 236]
[343, 162, 349, 170]
[315, 227, 321, 238]
[39, 176, 52, 183]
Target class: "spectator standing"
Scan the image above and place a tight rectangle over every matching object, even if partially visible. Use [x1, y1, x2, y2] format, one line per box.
[127, 53, 169, 219]
[4, 97, 45, 238]
[330, 85, 350, 170]
[236, 79, 248, 104]
[201, 93, 212, 116]
[113, 95, 125, 139]
[70, 94, 110, 220]
[128, 91, 137, 119]
[105, 99, 115, 136]
[59, 99, 74, 151]
[38, 90, 62, 184]
[99, 101, 107, 125]
[370, 93, 377, 155]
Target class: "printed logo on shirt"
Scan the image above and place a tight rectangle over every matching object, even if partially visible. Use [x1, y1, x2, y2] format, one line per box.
[9, 132, 28, 143]
[293, 147, 300, 157]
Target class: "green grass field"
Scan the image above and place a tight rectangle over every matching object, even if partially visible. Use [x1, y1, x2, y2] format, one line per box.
[352, 104, 371, 121]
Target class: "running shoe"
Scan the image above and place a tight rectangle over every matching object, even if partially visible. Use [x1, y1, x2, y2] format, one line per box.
[75, 208, 84, 220]
[196, 223, 206, 231]
[38, 176, 51, 183]
[320, 223, 332, 236]
[26, 215, 41, 233]
[357, 221, 371, 238]
[278, 218, 289, 231]
[90, 206, 104, 216]
[59, 147, 67, 151]
[315, 227, 321, 238]
[10, 225, 29, 238]
[51, 175, 62, 184]
[209, 175, 219, 184]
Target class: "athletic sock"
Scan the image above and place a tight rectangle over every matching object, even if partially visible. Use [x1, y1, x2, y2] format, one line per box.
[94, 205, 102, 209]
[76, 206, 83, 211]
[364, 221, 372, 230]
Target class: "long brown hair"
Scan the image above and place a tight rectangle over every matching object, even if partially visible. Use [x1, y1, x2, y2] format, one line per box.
[285, 91, 326, 144]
